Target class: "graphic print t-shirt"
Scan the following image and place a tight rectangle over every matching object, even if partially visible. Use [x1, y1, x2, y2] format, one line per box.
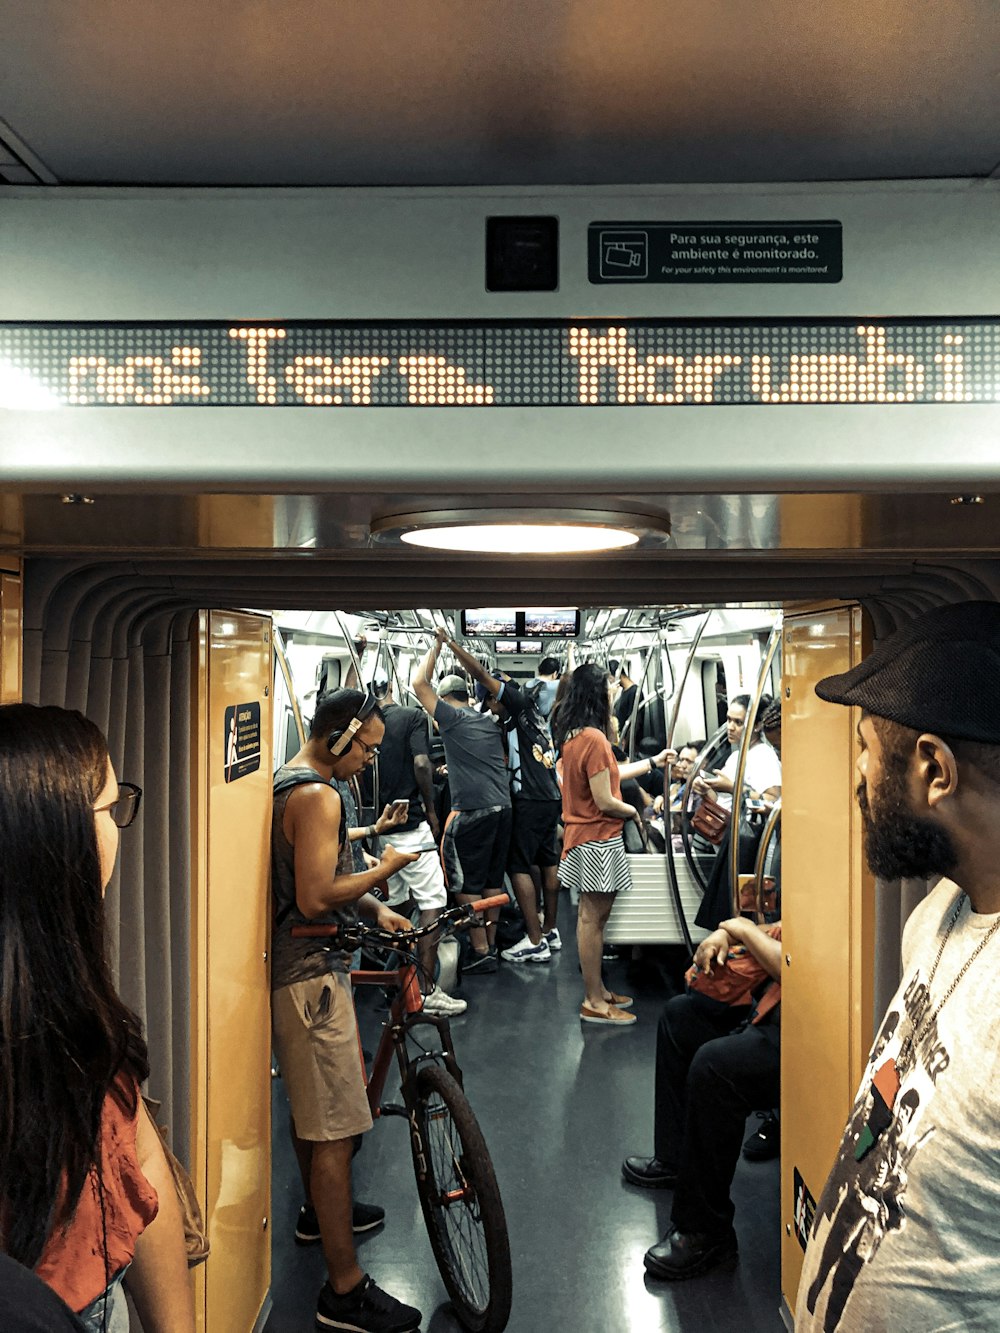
[796, 878, 1000, 1333]
[497, 679, 560, 802]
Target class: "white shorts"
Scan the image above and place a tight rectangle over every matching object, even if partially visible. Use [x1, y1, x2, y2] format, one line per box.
[385, 822, 448, 911]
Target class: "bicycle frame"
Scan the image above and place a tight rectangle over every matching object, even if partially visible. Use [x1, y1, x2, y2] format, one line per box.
[351, 955, 463, 1118]
[291, 892, 508, 1118]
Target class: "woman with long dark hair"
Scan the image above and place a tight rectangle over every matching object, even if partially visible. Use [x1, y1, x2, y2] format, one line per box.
[552, 664, 672, 1026]
[0, 704, 195, 1332]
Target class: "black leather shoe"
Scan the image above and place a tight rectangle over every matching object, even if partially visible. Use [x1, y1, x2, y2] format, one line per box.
[743, 1112, 780, 1162]
[644, 1227, 738, 1280]
[621, 1156, 678, 1189]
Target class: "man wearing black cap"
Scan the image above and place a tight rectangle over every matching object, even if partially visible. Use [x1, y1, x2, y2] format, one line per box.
[797, 600, 1000, 1332]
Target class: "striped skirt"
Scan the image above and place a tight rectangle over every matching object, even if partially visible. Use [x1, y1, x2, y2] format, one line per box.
[560, 836, 632, 896]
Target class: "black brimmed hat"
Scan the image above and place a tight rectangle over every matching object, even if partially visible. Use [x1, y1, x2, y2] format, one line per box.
[815, 600, 1000, 743]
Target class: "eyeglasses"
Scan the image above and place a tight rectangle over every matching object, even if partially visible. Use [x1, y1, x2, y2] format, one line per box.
[355, 739, 380, 758]
[95, 782, 143, 829]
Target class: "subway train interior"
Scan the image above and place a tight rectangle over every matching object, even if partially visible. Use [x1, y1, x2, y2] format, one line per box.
[1, 3, 1000, 1329]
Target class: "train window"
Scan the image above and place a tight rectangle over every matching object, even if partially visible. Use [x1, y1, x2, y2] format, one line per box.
[703, 659, 729, 732]
[283, 712, 300, 765]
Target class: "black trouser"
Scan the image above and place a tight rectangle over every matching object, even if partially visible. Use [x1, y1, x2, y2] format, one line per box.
[654, 992, 781, 1237]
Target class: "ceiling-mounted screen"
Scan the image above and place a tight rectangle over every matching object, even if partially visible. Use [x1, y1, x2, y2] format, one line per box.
[494, 640, 519, 654]
[523, 607, 580, 636]
[461, 608, 517, 636]
[518, 639, 543, 654]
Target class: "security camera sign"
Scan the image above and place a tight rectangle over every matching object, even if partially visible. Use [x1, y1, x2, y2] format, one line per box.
[589, 220, 842, 283]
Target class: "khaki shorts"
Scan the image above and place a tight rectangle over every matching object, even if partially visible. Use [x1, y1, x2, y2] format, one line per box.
[271, 971, 373, 1143]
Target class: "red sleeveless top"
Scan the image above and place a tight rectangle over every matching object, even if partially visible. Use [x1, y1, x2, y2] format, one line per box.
[34, 1078, 159, 1313]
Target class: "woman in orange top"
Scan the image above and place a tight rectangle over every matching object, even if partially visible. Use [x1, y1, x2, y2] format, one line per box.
[0, 704, 195, 1332]
[552, 664, 673, 1026]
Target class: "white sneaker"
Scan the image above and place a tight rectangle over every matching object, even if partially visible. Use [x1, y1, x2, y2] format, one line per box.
[422, 985, 468, 1015]
[500, 935, 552, 964]
[545, 929, 562, 952]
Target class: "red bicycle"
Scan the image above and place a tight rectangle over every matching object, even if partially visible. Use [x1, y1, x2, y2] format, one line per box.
[292, 896, 513, 1333]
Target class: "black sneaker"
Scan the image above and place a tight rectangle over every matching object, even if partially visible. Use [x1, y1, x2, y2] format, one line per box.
[316, 1274, 421, 1332]
[742, 1112, 780, 1162]
[351, 1201, 386, 1233]
[295, 1202, 386, 1244]
[463, 948, 498, 975]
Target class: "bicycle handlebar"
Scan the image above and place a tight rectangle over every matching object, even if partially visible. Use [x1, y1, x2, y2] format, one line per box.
[467, 893, 509, 913]
[290, 893, 510, 942]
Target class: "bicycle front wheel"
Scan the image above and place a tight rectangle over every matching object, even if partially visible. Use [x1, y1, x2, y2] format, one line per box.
[409, 1063, 512, 1332]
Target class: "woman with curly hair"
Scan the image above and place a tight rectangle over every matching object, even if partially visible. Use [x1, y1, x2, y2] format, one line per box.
[552, 665, 672, 1026]
[0, 704, 195, 1332]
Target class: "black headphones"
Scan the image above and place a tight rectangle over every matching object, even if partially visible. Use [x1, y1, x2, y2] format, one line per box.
[327, 690, 378, 757]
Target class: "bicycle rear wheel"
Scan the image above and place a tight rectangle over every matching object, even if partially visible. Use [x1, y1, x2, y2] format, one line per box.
[409, 1063, 512, 1332]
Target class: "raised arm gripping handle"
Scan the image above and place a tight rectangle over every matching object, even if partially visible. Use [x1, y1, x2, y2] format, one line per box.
[467, 893, 510, 913]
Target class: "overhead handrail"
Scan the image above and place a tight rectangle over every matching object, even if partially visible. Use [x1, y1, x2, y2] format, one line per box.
[333, 611, 365, 686]
[728, 615, 784, 917]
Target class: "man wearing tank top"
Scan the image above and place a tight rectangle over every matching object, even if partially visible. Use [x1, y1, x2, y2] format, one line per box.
[796, 601, 1000, 1331]
[270, 688, 422, 1333]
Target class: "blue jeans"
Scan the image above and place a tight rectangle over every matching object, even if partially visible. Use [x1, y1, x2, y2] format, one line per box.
[76, 1266, 129, 1333]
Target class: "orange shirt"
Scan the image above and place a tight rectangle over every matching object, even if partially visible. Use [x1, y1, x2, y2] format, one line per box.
[559, 728, 624, 854]
[35, 1078, 159, 1313]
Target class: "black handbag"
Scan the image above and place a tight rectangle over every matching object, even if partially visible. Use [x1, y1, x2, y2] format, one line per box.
[622, 818, 650, 854]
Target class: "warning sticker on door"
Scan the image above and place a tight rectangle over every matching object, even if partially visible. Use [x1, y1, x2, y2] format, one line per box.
[224, 701, 262, 783]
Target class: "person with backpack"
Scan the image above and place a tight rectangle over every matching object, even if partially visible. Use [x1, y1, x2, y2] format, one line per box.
[442, 634, 564, 962]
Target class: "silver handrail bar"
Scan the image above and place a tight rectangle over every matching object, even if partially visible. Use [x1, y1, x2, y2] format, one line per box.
[659, 611, 711, 953]
[750, 800, 782, 923]
[728, 616, 783, 918]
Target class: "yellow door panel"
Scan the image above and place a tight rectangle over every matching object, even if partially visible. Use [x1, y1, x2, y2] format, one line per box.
[780, 604, 874, 1314]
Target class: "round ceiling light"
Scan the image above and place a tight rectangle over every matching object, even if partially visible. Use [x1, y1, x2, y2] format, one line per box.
[371, 508, 670, 555]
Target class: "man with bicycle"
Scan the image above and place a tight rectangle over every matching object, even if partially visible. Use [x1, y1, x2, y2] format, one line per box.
[271, 687, 422, 1333]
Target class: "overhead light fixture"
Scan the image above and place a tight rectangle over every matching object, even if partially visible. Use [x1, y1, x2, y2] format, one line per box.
[370, 508, 670, 554]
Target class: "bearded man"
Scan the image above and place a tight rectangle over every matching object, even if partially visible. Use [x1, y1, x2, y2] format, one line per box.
[797, 600, 1000, 1333]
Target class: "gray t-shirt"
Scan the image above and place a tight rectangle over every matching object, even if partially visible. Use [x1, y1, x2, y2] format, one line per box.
[270, 763, 357, 990]
[797, 877, 1000, 1332]
[433, 700, 510, 810]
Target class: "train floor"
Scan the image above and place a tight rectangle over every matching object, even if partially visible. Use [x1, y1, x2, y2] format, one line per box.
[264, 903, 784, 1333]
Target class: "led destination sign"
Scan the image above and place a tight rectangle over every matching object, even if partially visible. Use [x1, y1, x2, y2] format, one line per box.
[0, 320, 995, 408]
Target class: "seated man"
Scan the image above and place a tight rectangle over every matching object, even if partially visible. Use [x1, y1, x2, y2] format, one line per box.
[622, 913, 782, 1279]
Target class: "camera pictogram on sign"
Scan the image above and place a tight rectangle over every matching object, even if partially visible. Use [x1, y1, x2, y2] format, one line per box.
[599, 230, 648, 279]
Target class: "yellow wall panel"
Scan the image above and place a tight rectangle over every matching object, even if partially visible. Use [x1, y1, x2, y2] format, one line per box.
[780, 604, 874, 1314]
[0, 569, 22, 703]
[190, 611, 273, 1333]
